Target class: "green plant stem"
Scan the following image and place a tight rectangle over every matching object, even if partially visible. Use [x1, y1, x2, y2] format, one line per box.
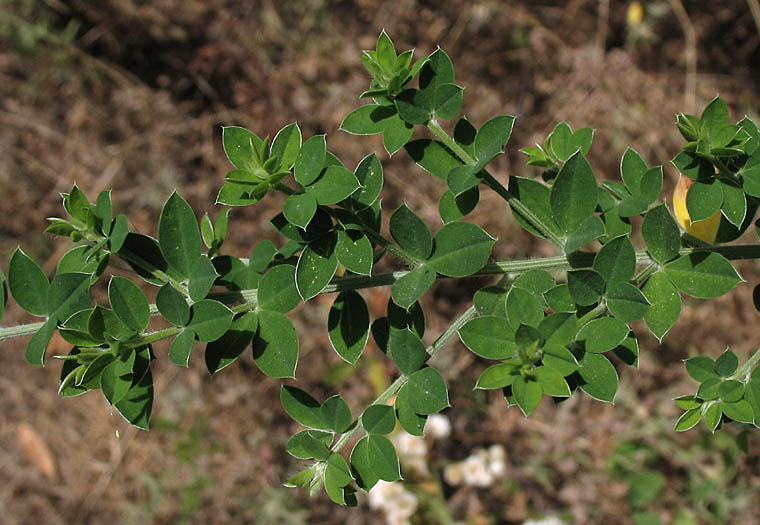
[732, 347, 760, 382]
[330, 304, 478, 454]
[426, 119, 566, 248]
[3, 244, 760, 342]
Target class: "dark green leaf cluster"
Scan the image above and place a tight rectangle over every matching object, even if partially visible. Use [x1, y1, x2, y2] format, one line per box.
[673, 97, 759, 237]
[675, 349, 760, 433]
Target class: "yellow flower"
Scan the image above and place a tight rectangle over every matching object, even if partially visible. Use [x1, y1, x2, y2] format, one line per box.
[626, 1, 644, 27]
[672, 175, 721, 243]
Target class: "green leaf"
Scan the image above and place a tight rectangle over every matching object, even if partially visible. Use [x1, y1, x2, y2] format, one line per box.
[513, 377, 542, 416]
[535, 366, 571, 397]
[447, 164, 481, 196]
[101, 350, 136, 406]
[56, 245, 109, 279]
[294, 134, 326, 187]
[576, 352, 618, 403]
[168, 328, 195, 367]
[222, 126, 264, 172]
[674, 395, 702, 410]
[119, 233, 180, 285]
[701, 95, 729, 135]
[280, 386, 327, 429]
[306, 166, 360, 205]
[593, 235, 636, 283]
[159, 192, 201, 278]
[743, 380, 760, 425]
[95, 190, 113, 233]
[383, 113, 414, 155]
[671, 151, 715, 181]
[325, 453, 354, 505]
[544, 284, 576, 313]
[108, 215, 130, 252]
[576, 317, 629, 353]
[686, 178, 723, 222]
[258, 264, 301, 314]
[684, 356, 718, 382]
[25, 318, 56, 366]
[548, 122, 574, 161]
[375, 29, 397, 68]
[564, 215, 605, 253]
[216, 181, 264, 206]
[664, 252, 742, 298]
[253, 310, 299, 378]
[704, 402, 722, 432]
[617, 194, 650, 218]
[335, 230, 373, 276]
[8, 248, 50, 316]
[389, 204, 432, 259]
[188, 255, 218, 302]
[718, 379, 744, 402]
[640, 167, 663, 204]
[328, 291, 370, 365]
[541, 344, 579, 376]
[567, 269, 605, 306]
[427, 221, 495, 277]
[458, 316, 517, 359]
[340, 104, 396, 135]
[675, 408, 702, 432]
[406, 367, 449, 414]
[321, 394, 352, 433]
[473, 115, 515, 162]
[642, 271, 681, 341]
[395, 384, 427, 436]
[614, 332, 640, 367]
[721, 399, 754, 423]
[404, 139, 461, 180]
[473, 285, 507, 317]
[156, 284, 190, 326]
[606, 281, 650, 322]
[350, 437, 380, 491]
[270, 122, 301, 171]
[550, 151, 598, 234]
[296, 234, 338, 301]
[352, 153, 384, 209]
[642, 204, 681, 264]
[391, 266, 436, 311]
[205, 311, 258, 374]
[187, 299, 233, 342]
[394, 88, 433, 124]
[714, 348, 738, 377]
[539, 312, 577, 347]
[387, 298, 425, 337]
[47, 272, 90, 323]
[720, 180, 746, 227]
[621, 147, 648, 194]
[506, 287, 545, 330]
[388, 327, 427, 375]
[366, 435, 401, 482]
[514, 269, 556, 296]
[287, 430, 331, 460]
[475, 361, 520, 389]
[108, 276, 149, 332]
[200, 212, 214, 249]
[508, 176, 563, 239]
[698, 378, 721, 400]
[438, 187, 479, 223]
[282, 193, 318, 230]
[114, 365, 153, 430]
[362, 404, 396, 434]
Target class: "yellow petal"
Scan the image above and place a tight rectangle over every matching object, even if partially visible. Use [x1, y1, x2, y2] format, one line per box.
[672, 175, 721, 243]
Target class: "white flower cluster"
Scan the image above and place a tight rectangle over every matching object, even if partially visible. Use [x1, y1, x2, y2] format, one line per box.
[443, 444, 507, 487]
[368, 480, 418, 525]
[392, 430, 428, 474]
[522, 517, 566, 525]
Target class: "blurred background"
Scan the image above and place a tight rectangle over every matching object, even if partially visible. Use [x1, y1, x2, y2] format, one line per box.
[1, 1, 760, 523]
